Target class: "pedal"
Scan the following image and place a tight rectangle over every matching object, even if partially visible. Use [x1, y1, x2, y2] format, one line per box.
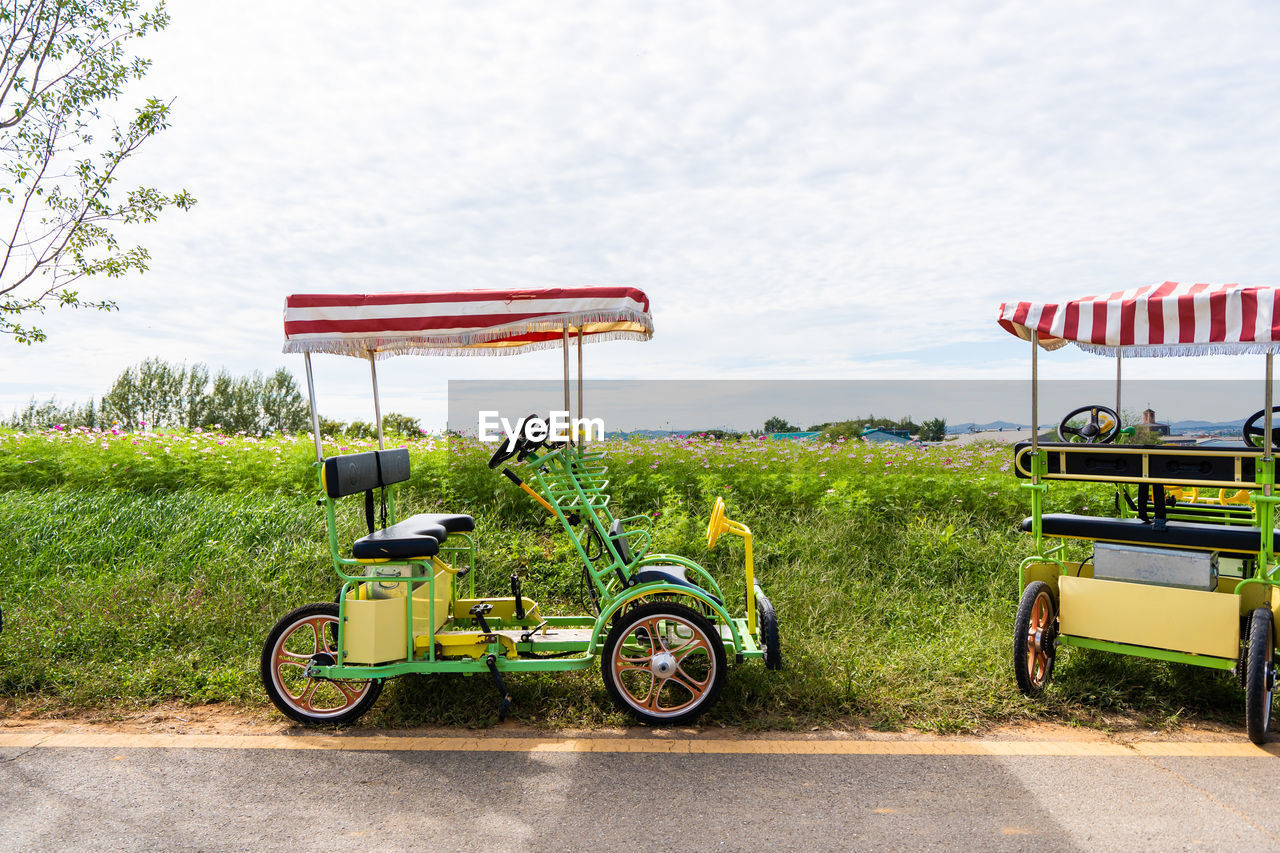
[519, 621, 549, 644]
[469, 603, 493, 633]
[510, 574, 526, 620]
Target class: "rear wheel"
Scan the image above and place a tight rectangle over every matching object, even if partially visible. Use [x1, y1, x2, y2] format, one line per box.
[1245, 606, 1275, 745]
[602, 601, 726, 725]
[1013, 581, 1057, 696]
[261, 602, 382, 726]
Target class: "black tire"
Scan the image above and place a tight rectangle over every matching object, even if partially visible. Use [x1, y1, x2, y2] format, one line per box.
[1245, 606, 1275, 745]
[261, 602, 382, 726]
[601, 601, 726, 725]
[755, 587, 782, 670]
[1013, 581, 1057, 696]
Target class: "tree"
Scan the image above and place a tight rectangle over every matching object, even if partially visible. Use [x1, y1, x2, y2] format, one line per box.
[317, 416, 345, 437]
[381, 412, 420, 436]
[135, 356, 182, 426]
[16, 357, 313, 433]
[819, 414, 923, 442]
[260, 367, 309, 434]
[0, 1, 195, 344]
[182, 361, 208, 428]
[5, 393, 87, 427]
[918, 417, 947, 442]
[764, 416, 797, 434]
[202, 369, 261, 432]
[99, 361, 139, 425]
[101, 356, 188, 427]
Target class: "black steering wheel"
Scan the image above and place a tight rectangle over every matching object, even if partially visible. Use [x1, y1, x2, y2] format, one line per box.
[1057, 404, 1121, 444]
[515, 413, 551, 461]
[487, 413, 548, 469]
[487, 432, 518, 469]
[1242, 407, 1280, 450]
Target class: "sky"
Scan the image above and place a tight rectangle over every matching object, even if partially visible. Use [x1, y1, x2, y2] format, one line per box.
[4, 1, 1280, 429]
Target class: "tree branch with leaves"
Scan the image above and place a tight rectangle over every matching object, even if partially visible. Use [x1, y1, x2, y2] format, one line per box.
[0, 0, 194, 344]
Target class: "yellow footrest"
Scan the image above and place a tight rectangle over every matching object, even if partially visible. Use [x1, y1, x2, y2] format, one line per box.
[452, 597, 540, 622]
[416, 631, 518, 660]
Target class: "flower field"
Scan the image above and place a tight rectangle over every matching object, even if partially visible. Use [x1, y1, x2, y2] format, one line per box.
[0, 427, 1245, 730]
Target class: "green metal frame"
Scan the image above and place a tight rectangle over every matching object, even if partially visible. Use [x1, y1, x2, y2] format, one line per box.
[1018, 434, 1280, 675]
[308, 441, 761, 682]
[1058, 635, 1236, 670]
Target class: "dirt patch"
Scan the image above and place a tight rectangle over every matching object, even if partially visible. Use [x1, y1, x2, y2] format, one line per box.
[0, 702, 1253, 742]
[0, 703, 282, 735]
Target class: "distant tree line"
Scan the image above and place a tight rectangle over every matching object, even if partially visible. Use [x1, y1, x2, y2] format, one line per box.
[5, 357, 421, 437]
[764, 414, 948, 442]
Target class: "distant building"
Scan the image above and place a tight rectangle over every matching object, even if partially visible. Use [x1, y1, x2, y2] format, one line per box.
[860, 427, 911, 439]
[861, 428, 912, 444]
[767, 431, 821, 441]
[1138, 407, 1170, 437]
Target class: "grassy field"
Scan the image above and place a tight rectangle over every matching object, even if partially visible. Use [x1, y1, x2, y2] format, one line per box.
[0, 426, 1245, 730]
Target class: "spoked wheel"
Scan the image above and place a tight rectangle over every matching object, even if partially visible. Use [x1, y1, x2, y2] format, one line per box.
[260, 602, 382, 725]
[1013, 581, 1057, 696]
[755, 586, 782, 670]
[602, 601, 726, 725]
[1245, 606, 1275, 745]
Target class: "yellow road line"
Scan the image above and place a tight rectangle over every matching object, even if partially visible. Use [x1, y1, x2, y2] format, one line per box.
[0, 732, 1277, 757]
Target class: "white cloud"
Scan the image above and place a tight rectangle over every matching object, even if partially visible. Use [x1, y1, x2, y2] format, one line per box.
[4, 0, 1280, 427]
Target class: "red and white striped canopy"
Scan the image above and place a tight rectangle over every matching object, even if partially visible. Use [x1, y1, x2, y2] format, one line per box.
[283, 286, 652, 358]
[998, 282, 1280, 357]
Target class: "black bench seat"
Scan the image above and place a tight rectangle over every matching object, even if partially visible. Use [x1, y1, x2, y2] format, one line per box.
[1022, 513, 1276, 555]
[631, 565, 722, 605]
[353, 515, 448, 559]
[410, 513, 475, 534]
[351, 513, 476, 559]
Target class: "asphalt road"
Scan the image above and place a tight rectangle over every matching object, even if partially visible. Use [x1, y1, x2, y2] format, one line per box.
[3, 737, 1279, 851]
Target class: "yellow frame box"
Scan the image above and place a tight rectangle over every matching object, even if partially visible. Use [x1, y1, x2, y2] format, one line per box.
[1059, 575, 1240, 659]
[343, 569, 452, 664]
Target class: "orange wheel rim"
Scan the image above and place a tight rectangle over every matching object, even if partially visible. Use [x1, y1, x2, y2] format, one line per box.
[612, 614, 716, 718]
[270, 614, 371, 718]
[1025, 592, 1053, 688]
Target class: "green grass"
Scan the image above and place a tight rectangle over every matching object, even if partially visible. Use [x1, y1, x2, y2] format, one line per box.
[0, 426, 1248, 730]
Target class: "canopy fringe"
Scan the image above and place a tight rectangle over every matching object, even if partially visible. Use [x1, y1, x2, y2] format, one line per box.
[1072, 340, 1280, 358]
[284, 309, 653, 359]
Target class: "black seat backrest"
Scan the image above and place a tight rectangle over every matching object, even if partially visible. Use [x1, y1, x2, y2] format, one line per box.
[323, 452, 380, 499]
[609, 519, 632, 564]
[323, 449, 412, 499]
[375, 448, 411, 487]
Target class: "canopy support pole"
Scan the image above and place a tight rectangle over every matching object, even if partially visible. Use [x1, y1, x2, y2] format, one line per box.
[577, 326, 584, 451]
[1026, 331, 1045, 560]
[303, 353, 323, 464]
[1115, 351, 1122, 423]
[368, 352, 384, 451]
[1030, 332, 1039, 473]
[562, 327, 571, 415]
[1266, 353, 1274, 498]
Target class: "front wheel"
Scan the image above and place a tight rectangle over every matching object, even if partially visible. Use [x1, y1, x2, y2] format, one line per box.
[1245, 606, 1275, 745]
[1013, 581, 1057, 696]
[602, 601, 726, 725]
[261, 602, 382, 726]
[755, 588, 782, 670]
